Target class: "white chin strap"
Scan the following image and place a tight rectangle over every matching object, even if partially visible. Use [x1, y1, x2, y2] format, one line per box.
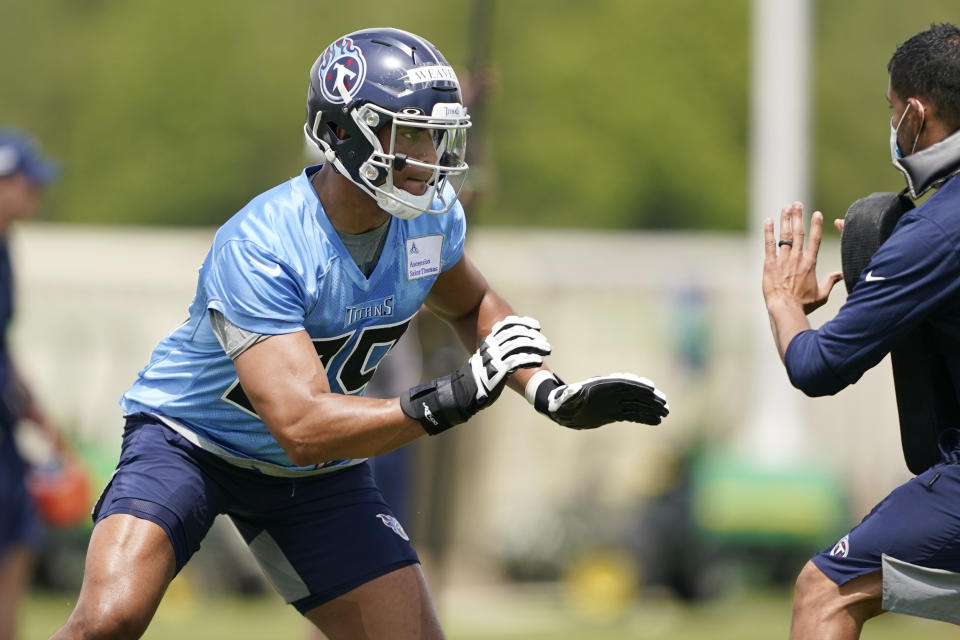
[374, 179, 446, 220]
[375, 189, 427, 220]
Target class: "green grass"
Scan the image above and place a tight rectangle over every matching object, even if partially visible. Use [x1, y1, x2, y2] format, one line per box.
[23, 581, 959, 639]
[24, 590, 303, 640]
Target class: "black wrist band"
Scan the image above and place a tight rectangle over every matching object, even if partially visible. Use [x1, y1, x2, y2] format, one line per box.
[533, 376, 563, 414]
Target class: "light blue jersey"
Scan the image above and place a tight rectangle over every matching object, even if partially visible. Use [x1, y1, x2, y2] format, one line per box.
[121, 166, 465, 471]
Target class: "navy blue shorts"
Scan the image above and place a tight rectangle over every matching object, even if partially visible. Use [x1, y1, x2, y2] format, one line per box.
[813, 459, 960, 586]
[0, 430, 43, 555]
[93, 415, 419, 613]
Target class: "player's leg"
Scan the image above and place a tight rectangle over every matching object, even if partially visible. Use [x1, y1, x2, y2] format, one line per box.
[790, 562, 882, 640]
[0, 545, 35, 640]
[303, 564, 443, 639]
[230, 461, 436, 639]
[790, 457, 960, 639]
[52, 415, 225, 639]
[51, 514, 175, 639]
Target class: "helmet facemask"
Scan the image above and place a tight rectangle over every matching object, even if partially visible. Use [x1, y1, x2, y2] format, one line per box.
[308, 101, 470, 220]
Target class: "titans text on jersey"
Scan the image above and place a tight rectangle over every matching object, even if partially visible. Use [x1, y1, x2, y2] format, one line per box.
[345, 295, 394, 326]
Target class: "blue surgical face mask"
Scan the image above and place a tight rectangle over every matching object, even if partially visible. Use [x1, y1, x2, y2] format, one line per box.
[889, 102, 924, 161]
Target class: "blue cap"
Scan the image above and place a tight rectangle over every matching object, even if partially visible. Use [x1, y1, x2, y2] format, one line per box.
[0, 130, 59, 185]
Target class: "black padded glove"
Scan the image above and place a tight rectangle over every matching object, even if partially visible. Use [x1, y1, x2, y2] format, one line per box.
[525, 371, 669, 429]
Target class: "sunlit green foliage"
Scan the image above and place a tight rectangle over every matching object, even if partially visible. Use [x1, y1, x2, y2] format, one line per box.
[0, 0, 956, 229]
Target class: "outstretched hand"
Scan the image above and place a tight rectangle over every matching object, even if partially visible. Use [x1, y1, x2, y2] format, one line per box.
[526, 372, 669, 429]
[762, 202, 843, 315]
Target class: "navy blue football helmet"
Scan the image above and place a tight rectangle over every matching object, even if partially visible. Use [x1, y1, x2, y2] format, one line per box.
[305, 28, 471, 219]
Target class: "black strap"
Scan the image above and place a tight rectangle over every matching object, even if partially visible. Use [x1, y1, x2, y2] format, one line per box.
[840, 189, 914, 294]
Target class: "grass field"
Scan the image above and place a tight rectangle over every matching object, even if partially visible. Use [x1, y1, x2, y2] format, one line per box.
[23, 581, 959, 639]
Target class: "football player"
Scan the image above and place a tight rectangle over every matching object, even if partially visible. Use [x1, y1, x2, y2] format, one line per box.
[52, 29, 668, 639]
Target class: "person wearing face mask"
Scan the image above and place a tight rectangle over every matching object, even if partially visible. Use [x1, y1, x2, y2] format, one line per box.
[761, 23, 960, 639]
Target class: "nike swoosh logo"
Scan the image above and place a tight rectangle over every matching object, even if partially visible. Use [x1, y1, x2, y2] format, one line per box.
[865, 271, 886, 282]
[250, 258, 282, 277]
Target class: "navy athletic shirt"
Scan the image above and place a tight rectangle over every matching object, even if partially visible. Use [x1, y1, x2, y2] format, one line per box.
[785, 173, 960, 397]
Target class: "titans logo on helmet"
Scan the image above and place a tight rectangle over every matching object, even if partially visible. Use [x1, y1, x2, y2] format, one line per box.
[318, 37, 367, 104]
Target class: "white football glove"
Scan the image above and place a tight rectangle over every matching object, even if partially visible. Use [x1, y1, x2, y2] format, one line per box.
[525, 371, 669, 429]
[401, 316, 551, 434]
[469, 316, 551, 404]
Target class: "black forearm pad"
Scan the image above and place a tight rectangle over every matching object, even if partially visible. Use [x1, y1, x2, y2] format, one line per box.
[400, 373, 472, 435]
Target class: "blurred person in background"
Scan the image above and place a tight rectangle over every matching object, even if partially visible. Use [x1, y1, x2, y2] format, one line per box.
[52, 28, 668, 639]
[0, 130, 62, 640]
[762, 23, 960, 640]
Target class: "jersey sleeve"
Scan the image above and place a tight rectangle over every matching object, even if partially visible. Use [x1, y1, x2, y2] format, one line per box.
[208, 309, 270, 359]
[785, 214, 960, 396]
[440, 201, 466, 271]
[203, 239, 308, 335]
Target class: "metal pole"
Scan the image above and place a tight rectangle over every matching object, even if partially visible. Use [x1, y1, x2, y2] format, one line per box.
[743, 0, 812, 464]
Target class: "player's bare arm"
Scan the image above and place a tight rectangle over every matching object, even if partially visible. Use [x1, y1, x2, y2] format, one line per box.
[762, 201, 843, 361]
[233, 268, 550, 464]
[233, 330, 425, 465]
[427, 252, 670, 429]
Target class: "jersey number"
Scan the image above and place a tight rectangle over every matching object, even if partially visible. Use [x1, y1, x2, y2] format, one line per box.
[222, 320, 411, 417]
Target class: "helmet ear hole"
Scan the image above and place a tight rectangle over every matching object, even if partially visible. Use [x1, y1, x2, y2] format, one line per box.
[334, 125, 350, 141]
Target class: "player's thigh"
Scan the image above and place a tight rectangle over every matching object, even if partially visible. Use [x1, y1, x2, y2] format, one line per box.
[57, 418, 223, 637]
[230, 463, 420, 613]
[91, 416, 226, 572]
[303, 563, 443, 640]
[56, 514, 175, 639]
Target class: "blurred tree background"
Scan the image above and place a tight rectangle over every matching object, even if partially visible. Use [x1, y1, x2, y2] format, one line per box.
[0, 0, 955, 229]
